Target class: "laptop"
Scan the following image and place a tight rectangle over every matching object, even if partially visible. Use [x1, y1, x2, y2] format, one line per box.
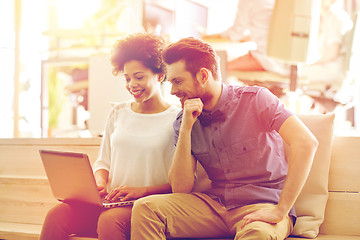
[39, 149, 134, 208]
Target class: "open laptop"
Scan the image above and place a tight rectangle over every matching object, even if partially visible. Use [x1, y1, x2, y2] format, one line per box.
[39, 149, 134, 208]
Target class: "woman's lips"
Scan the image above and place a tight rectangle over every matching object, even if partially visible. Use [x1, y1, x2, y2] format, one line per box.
[131, 89, 145, 98]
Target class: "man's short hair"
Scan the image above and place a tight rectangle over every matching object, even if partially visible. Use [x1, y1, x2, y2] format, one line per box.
[162, 37, 220, 81]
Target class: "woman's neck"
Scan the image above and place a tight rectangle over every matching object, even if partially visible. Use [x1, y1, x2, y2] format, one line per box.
[131, 95, 170, 114]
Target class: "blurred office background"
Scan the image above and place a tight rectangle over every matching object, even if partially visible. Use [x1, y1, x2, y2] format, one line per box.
[1, 0, 359, 138]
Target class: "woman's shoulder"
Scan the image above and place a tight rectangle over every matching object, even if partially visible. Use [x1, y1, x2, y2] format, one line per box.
[106, 101, 132, 120]
[109, 101, 133, 113]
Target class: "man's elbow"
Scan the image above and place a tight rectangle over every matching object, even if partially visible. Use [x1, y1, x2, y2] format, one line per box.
[169, 179, 194, 193]
[310, 135, 319, 152]
[171, 185, 193, 193]
[303, 134, 319, 157]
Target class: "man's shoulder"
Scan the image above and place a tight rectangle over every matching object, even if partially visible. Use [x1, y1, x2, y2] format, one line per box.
[172, 110, 184, 131]
[227, 84, 263, 97]
[175, 109, 183, 120]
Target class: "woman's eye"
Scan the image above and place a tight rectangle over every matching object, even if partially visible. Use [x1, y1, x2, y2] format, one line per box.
[136, 76, 144, 80]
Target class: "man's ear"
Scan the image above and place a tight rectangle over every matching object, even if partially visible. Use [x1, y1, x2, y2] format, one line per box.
[157, 73, 166, 82]
[196, 68, 209, 84]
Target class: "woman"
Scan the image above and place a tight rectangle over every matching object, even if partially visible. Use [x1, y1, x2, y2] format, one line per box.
[40, 33, 180, 240]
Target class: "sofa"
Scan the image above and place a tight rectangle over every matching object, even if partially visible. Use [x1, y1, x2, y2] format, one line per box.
[0, 114, 359, 240]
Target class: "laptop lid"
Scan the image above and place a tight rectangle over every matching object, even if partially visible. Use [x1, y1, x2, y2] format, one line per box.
[39, 149, 103, 206]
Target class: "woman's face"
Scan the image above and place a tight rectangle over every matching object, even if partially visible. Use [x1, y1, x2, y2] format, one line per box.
[123, 60, 162, 103]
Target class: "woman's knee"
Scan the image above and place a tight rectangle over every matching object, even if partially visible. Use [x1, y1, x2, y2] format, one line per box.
[97, 207, 132, 238]
[44, 203, 72, 225]
[40, 203, 74, 240]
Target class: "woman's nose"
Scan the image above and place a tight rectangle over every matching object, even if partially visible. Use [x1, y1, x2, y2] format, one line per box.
[128, 78, 137, 88]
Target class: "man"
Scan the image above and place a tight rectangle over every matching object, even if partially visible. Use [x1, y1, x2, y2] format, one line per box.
[130, 37, 318, 240]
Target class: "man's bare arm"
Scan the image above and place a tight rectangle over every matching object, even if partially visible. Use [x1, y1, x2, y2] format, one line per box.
[241, 115, 318, 227]
[168, 98, 203, 193]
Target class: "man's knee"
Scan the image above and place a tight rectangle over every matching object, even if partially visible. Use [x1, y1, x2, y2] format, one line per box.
[131, 194, 178, 232]
[133, 194, 168, 216]
[131, 195, 171, 239]
[235, 222, 277, 240]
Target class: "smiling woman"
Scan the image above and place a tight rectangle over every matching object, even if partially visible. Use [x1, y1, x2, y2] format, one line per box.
[39, 33, 181, 240]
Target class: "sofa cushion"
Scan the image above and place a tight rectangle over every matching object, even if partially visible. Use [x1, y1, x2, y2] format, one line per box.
[289, 114, 335, 238]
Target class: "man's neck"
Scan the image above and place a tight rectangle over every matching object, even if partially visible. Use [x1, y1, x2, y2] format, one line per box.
[202, 81, 223, 111]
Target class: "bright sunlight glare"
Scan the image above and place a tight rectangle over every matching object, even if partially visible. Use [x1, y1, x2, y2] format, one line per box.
[51, 0, 102, 29]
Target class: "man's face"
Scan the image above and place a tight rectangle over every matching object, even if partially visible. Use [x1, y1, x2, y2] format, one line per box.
[167, 60, 203, 108]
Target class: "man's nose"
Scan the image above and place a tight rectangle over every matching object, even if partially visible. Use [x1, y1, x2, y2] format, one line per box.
[170, 85, 177, 95]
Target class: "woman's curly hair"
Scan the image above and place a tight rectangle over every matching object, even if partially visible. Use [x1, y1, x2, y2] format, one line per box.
[111, 33, 166, 76]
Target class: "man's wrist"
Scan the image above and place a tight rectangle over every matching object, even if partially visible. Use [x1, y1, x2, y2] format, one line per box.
[179, 124, 193, 134]
[275, 204, 290, 219]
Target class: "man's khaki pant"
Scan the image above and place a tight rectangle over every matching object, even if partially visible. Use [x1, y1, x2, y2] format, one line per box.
[131, 193, 293, 240]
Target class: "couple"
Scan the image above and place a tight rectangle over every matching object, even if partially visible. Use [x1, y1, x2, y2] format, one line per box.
[40, 33, 318, 240]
